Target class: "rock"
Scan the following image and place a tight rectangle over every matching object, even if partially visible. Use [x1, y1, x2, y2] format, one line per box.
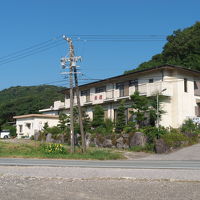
[116, 137, 127, 149]
[34, 132, 40, 141]
[85, 133, 91, 147]
[155, 139, 169, 153]
[129, 132, 147, 147]
[46, 133, 53, 143]
[54, 134, 65, 144]
[102, 139, 112, 148]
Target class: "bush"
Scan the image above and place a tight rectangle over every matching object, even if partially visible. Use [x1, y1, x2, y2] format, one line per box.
[143, 126, 168, 144]
[181, 119, 200, 136]
[104, 118, 114, 133]
[123, 121, 136, 133]
[130, 144, 154, 152]
[161, 132, 188, 148]
[41, 143, 66, 154]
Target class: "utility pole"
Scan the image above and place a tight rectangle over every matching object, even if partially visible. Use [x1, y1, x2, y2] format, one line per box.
[61, 35, 86, 153]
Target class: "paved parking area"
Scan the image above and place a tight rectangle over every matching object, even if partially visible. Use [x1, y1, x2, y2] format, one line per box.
[138, 143, 200, 160]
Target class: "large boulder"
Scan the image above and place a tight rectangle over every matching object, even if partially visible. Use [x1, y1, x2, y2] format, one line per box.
[155, 139, 169, 154]
[85, 133, 92, 147]
[102, 139, 112, 148]
[115, 137, 129, 149]
[34, 132, 40, 141]
[46, 133, 53, 143]
[129, 132, 147, 147]
[116, 137, 124, 148]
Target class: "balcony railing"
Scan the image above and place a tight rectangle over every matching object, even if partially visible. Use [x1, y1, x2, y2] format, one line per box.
[105, 90, 114, 99]
[138, 82, 172, 97]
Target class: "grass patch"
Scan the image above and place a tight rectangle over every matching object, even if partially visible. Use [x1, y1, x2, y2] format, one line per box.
[0, 141, 124, 160]
[129, 144, 155, 153]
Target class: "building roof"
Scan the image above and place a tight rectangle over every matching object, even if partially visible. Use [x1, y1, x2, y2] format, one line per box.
[13, 114, 59, 119]
[61, 65, 200, 93]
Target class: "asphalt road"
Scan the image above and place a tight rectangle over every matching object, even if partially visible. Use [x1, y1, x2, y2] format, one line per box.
[1, 158, 200, 169]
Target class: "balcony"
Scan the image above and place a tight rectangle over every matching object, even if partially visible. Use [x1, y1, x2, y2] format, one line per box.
[84, 96, 92, 105]
[138, 82, 173, 97]
[104, 90, 114, 102]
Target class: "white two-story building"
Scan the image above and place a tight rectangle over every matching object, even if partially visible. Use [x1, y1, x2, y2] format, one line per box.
[63, 65, 200, 128]
[14, 65, 200, 138]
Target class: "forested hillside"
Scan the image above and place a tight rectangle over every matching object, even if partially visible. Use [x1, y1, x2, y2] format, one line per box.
[125, 22, 200, 73]
[0, 85, 64, 127]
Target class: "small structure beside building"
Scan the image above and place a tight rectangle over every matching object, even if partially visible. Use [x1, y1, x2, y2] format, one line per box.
[39, 101, 65, 115]
[14, 114, 59, 138]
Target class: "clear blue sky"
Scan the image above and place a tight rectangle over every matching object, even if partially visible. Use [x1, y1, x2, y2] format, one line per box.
[0, 0, 200, 90]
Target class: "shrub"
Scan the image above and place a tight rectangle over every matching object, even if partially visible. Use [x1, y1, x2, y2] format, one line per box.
[123, 121, 136, 133]
[130, 144, 154, 152]
[181, 119, 200, 136]
[104, 118, 114, 133]
[161, 132, 188, 148]
[143, 126, 168, 143]
[41, 143, 66, 154]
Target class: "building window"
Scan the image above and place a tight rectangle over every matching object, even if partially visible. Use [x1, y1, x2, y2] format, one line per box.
[26, 123, 31, 129]
[194, 81, 198, 90]
[129, 79, 138, 91]
[116, 82, 125, 97]
[99, 95, 102, 100]
[19, 125, 23, 133]
[81, 89, 90, 96]
[184, 78, 188, 92]
[149, 79, 154, 83]
[95, 86, 106, 93]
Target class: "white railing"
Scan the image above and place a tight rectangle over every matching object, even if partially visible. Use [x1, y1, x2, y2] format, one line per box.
[106, 90, 114, 99]
[138, 82, 173, 97]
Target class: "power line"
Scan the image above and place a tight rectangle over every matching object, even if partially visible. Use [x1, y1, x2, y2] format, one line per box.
[0, 34, 167, 67]
[0, 41, 65, 66]
[0, 35, 62, 61]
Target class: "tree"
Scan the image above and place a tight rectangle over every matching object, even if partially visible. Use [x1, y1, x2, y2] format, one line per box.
[125, 22, 200, 73]
[148, 94, 166, 126]
[130, 91, 149, 128]
[115, 101, 126, 133]
[57, 113, 69, 133]
[92, 105, 104, 128]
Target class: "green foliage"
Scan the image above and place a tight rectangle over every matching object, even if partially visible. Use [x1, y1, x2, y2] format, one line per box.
[130, 144, 154, 153]
[130, 91, 149, 128]
[92, 105, 104, 128]
[125, 22, 200, 73]
[181, 119, 200, 135]
[104, 118, 114, 133]
[72, 107, 92, 134]
[0, 141, 124, 160]
[148, 94, 167, 126]
[123, 121, 136, 133]
[45, 126, 61, 135]
[41, 143, 66, 154]
[1, 124, 17, 137]
[58, 113, 69, 133]
[0, 85, 64, 127]
[115, 101, 126, 133]
[161, 132, 188, 148]
[143, 126, 168, 143]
